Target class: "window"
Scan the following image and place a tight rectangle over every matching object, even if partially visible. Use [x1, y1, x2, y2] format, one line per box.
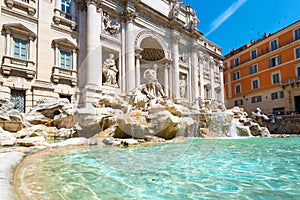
[61, 0, 71, 14]
[252, 79, 259, 89]
[295, 28, 300, 40]
[297, 66, 300, 77]
[13, 38, 27, 60]
[233, 71, 240, 80]
[234, 99, 243, 106]
[279, 91, 284, 98]
[272, 73, 280, 84]
[269, 55, 281, 67]
[250, 64, 258, 74]
[227, 61, 231, 70]
[251, 49, 257, 59]
[11, 90, 26, 113]
[270, 39, 278, 51]
[235, 84, 241, 94]
[204, 59, 209, 70]
[271, 92, 278, 100]
[60, 51, 71, 69]
[272, 91, 284, 100]
[234, 58, 240, 67]
[251, 95, 262, 103]
[295, 47, 300, 59]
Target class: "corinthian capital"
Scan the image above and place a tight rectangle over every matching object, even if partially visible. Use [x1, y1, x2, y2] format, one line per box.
[171, 34, 180, 43]
[122, 9, 137, 22]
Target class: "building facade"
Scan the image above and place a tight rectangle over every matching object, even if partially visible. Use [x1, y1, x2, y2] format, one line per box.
[224, 20, 300, 115]
[0, 0, 224, 112]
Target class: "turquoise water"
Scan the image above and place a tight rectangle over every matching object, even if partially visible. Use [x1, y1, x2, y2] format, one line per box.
[17, 138, 300, 200]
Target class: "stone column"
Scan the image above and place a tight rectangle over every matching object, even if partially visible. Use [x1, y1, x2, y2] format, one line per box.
[121, 19, 126, 92]
[164, 63, 169, 97]
[171, 34, 180, 99]
[135, 48, 143, 87]
[54, 44, 59, 67]
[199, 51, 204, 98]
[168, 61, 173, 98]
[219, 61, 225, 106]
[124, 10, 137, 92]
[85, 0, 102, 87]
[5, 31, 11, 55]
[209, 56, 215, 100]
[72, 49, 77, 71]
[28, 37, 34, 61]
[192, 46, 199, 100]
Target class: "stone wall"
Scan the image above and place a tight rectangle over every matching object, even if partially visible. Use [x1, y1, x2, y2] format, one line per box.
[266, 116, 300, 135]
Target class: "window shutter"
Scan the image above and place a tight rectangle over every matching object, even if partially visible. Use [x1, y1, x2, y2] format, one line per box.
[277, 55, 281, 65]
[66, 52, 71, 69]
[60, 52, 65, 68]
[14, 43, 19, 58]
[20, 41, 27, 60]
[268, 59, 272, 67]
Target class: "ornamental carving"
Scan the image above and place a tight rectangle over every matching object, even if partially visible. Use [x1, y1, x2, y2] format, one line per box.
[102, 12, 120, 35]
[170, 0, 182, 19]
[122, 9, 137, 22]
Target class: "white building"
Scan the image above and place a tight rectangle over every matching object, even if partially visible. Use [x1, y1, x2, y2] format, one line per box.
[0, 0, 224, 112]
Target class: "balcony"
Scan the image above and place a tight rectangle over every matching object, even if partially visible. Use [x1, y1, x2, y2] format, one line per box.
[4, 0, 36, 16]
[52, 66, 77, 86]
[53, 9, 77, 31]
[1, 56, 35, 79]
[281, 76, 300, 88]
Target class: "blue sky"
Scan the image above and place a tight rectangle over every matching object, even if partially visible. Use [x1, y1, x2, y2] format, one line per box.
[183, 0, 300, 55]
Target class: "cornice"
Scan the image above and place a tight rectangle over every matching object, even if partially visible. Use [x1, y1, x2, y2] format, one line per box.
[225, 21, 300, 59]
[51, 24, 79, 36]
[1, 6, 38, 24]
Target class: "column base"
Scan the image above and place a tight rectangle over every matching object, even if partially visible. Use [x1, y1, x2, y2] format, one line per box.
[79, 84, 103, 108]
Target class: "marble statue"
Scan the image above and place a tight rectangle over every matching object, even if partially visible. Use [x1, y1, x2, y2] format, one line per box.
[180, 75, 186, 98]
[132, 67, 166, 109]
[190, 15, 199, 30]
[103, 54, 118, 86]
[103, 12, 120, 35]
[171, 0, 181, 18]
[142, 68, 166, 99]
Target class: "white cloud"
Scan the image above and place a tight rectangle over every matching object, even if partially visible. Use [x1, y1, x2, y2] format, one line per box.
[205, 0, 248, 36]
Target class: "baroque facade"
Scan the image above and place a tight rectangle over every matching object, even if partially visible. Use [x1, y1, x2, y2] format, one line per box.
[224, 20, 300, 115]
[0, 0, 224, 112]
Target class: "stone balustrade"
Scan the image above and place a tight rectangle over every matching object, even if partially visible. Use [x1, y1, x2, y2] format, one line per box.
[1, 56, 35, 79]
[52, 66, 77, 86]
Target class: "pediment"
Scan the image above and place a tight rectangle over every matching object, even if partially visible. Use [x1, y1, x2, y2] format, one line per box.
[52, 38, 77, 49]
[3, 23, 37, 38]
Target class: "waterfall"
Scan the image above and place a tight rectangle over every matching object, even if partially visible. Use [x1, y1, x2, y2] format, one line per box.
[227, 119, 239, 137]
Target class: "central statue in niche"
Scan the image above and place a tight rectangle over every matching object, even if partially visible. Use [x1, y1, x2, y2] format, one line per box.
[133, 67, 167, 109]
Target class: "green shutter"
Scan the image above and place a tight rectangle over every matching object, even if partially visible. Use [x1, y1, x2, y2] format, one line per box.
[60, 51, 65, 68]
[65, 52, 71, 69]
[20, 40, 27, 60]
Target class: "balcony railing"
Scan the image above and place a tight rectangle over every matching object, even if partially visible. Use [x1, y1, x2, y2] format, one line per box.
[53, 9, 77, 31]
[281, 76, 300, 86]
[52, 66, 77, 86]
[1, 56, 35, 78]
